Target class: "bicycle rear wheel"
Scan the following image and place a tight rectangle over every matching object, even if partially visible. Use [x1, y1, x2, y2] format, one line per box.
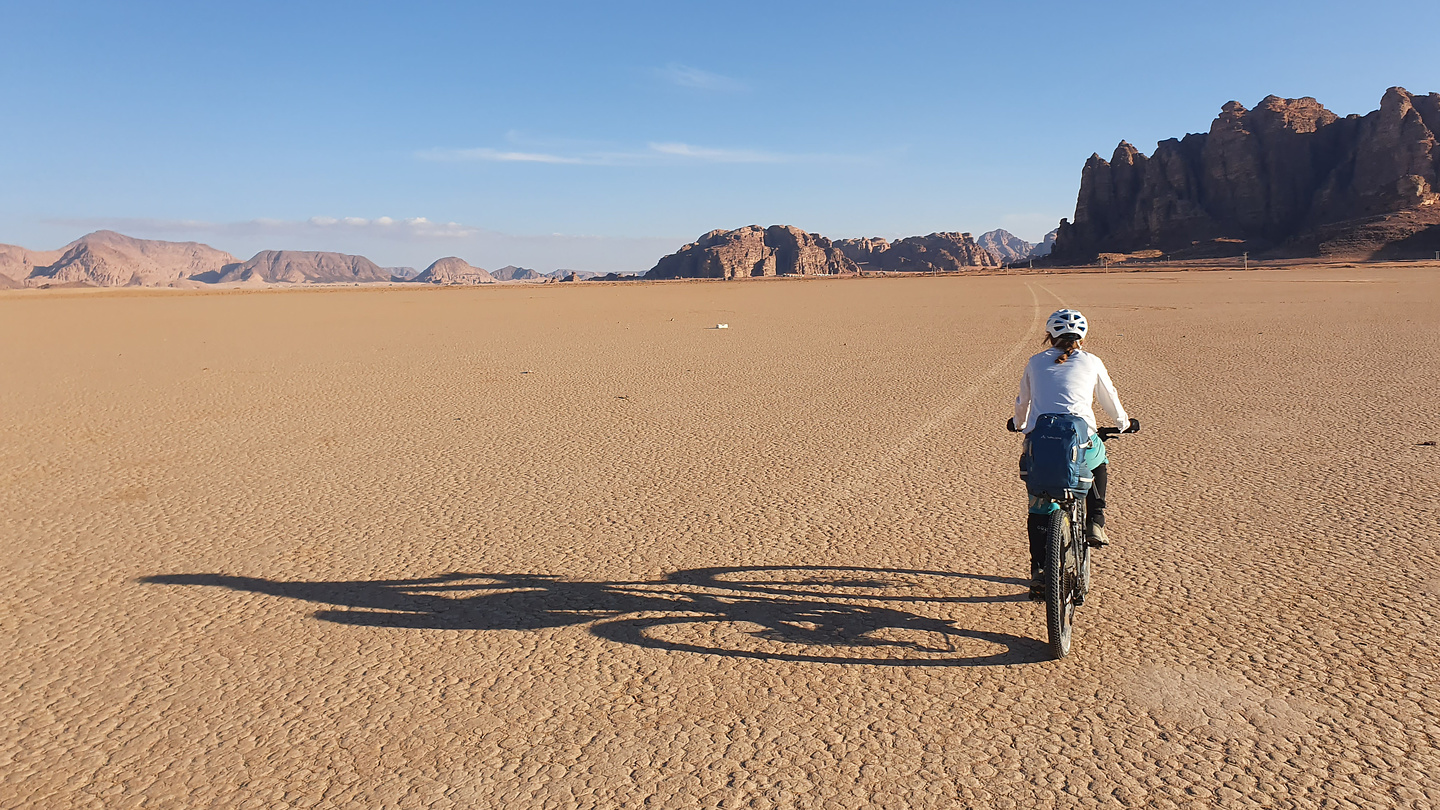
[1044, 506, 1075, 658]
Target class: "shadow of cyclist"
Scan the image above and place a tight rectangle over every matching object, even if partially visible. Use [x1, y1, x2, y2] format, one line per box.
[141, 566, 1047, 667]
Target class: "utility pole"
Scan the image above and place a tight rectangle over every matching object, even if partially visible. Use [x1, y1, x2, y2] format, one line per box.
[1242, 251, 1249, 271]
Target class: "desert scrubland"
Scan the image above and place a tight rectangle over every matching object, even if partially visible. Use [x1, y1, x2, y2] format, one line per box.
[2, 266, 1438, 808]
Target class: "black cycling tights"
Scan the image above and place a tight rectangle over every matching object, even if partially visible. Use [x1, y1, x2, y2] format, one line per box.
[1087, 463, 1108, 526]
[1028, 463, 1108, 571]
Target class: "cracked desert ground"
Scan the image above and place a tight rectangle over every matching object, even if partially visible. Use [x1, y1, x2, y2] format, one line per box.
[3, 266, 1438, 809]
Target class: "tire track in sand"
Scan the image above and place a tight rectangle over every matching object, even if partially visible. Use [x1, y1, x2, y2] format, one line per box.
[825, 281, 1054, 505]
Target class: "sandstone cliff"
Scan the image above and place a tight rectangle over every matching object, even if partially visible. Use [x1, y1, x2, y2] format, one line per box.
[833, 232, 999, 271]
[645, 226, 859, 279]
[1052, 87, 1440, 262]
[413, 257, 496, 284]
[217, 250, 391, 284]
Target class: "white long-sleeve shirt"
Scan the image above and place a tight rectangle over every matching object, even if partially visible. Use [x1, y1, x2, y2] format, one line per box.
[1013, 348, 1129, 435]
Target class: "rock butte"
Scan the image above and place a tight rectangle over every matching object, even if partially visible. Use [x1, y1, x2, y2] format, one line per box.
[1052, 86, 1440, 262]
[645, 226, 1025, 279]
[645, 225, 860, 279]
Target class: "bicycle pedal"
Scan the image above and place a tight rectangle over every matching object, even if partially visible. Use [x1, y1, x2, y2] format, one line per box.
[1086, 538, 1109, 548]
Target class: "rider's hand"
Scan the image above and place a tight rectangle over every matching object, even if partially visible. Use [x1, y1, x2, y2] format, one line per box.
[1117, 417, 1131, 433]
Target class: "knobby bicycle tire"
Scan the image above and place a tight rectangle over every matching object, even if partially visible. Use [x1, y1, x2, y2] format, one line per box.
[1044, 507, 1072, 658]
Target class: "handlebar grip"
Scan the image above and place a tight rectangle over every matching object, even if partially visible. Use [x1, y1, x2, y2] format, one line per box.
[1006, 418, 1018, 433]
[1125, 418, 1141, 434]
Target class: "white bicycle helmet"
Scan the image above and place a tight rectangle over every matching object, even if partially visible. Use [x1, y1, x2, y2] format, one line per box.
[1045, 309, 1087, 339]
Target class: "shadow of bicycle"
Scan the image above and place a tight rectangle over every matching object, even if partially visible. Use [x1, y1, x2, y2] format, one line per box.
[142, 565, 1048, 667]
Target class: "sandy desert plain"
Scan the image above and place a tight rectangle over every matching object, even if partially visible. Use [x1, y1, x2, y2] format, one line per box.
[2, 263, 1438, 809]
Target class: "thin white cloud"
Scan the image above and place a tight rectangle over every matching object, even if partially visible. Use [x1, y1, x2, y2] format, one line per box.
[416, 140, 844, 166]
[647, 142, 783, 164]
[55, 215, 478, 240]
[656, 63, 747, 92]
[415, 147, 584, 164]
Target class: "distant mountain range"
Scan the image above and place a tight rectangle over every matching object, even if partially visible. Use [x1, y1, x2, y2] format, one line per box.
[0, 230, 606, 288]
[1, 227, 1050, 290]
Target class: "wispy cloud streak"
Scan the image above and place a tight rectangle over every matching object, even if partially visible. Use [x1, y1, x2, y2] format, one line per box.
[655, 63, 747, 92]
[55, 215, 479, 240]
[417, 141, 853, 166]
[414, 147, 583, 164]
[646, 142, 783, 163]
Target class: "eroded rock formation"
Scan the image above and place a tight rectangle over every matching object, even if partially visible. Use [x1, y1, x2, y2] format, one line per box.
[216, 250, 391, 284]
[1052, 87, 1440, 261]
[833, 232, 999, 272]
[645, 225, 859, 279]
[413, 257, 495, 284]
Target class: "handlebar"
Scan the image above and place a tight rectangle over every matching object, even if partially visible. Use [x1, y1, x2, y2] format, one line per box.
[1097, 419, 1141, 439]
[1007, 417, 1141, 437]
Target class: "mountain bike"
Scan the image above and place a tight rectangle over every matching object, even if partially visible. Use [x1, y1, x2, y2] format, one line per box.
[1007, 417, 1140, 659]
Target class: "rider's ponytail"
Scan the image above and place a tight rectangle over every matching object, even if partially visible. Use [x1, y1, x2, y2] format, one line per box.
[1046, 334, 1082, 364]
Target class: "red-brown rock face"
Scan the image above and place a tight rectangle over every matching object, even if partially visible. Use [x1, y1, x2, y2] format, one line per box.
[645, 226, 859, 279]
[1053, 87, 1440, 261]
[834, 232, 999, 271]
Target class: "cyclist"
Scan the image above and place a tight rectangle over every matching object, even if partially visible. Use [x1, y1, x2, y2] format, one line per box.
[1013, 309, 1129, 594]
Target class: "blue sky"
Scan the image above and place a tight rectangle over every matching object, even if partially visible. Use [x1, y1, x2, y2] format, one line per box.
[2, 1, 1437, 272]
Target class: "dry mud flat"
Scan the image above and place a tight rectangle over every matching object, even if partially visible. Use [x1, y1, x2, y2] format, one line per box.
[2, 267, 1437, 808]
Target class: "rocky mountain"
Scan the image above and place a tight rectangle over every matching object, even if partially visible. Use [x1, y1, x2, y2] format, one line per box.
[412, 257, 496, 285]
[1030, 229, 1058, 257]
[3, 231, 237, 287]
[1052, 87, 1440, 262]
[491, 265, 544, 281]
[833, 232, 999, 272]
[544, 269, 601, 281]
[976, 229, 1033, 262]
[386, 266, 419, 281]
[0, 244, 63, 287]
[215, 250, 391, 284]
[646, 225, 859, 279]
